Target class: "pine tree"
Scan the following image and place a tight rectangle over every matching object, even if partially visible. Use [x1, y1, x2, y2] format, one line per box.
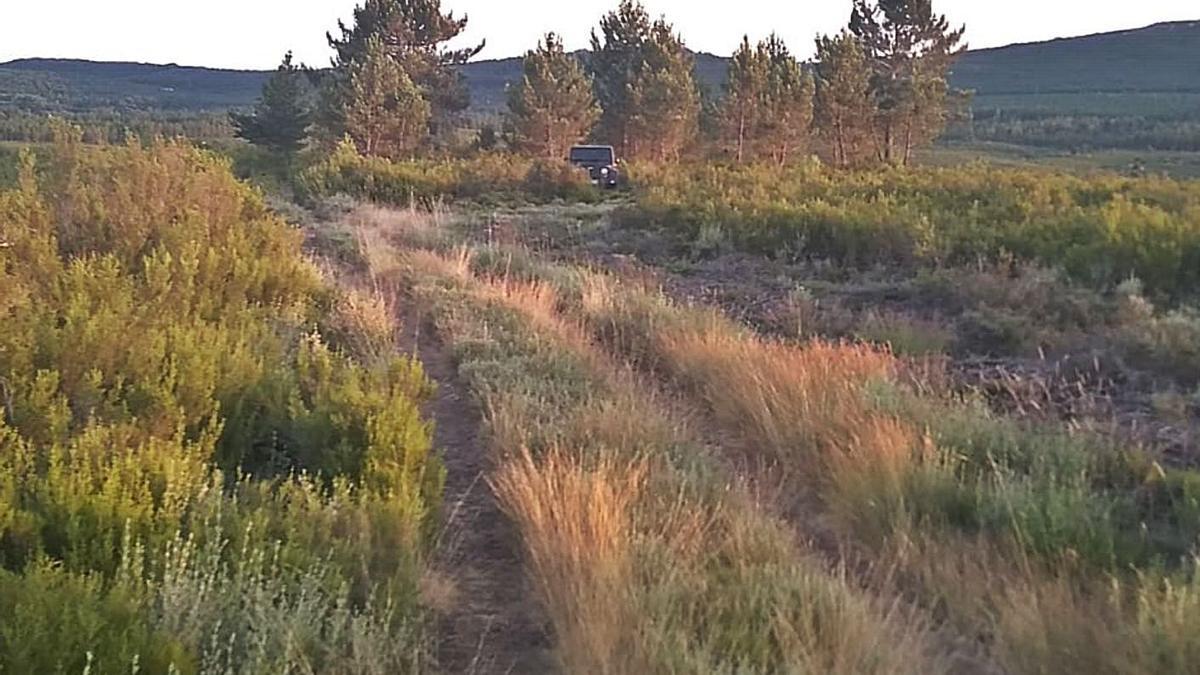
[721, 35, 813, 165]
[588, 0, 653, 158]
[627, 20, 700, 161]
[758, 35, 814, 166]
[814, 32, 875, 168]
[849, 0, 966, 165]
[323, 0, 482, 140]
[721, 37, 767, 163]
[506, 33, 600, 160]
[590, 1, 699, 161]
[230, 52, 311, 155]
[343, 37, 431, 159]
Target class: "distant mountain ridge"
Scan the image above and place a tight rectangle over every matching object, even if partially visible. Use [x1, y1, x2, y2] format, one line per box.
[952, 20, 1200, 95]
[2, 20, 1198, 116]
[0, 58, 269, 112]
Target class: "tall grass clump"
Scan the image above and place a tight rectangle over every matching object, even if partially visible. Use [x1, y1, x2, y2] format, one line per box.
[0, 129, 441, 672]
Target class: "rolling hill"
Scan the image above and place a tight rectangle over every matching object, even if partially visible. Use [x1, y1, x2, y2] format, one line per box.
[953, 20, 1200, 96]
[0, 58, 269, 112]
[1, 19, 1197, 124]
[953, 20, 1200, 121]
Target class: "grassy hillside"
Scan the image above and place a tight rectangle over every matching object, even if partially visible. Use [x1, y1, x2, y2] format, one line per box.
[953, 20, 1200, 147]
[952, 21, 1200, 96]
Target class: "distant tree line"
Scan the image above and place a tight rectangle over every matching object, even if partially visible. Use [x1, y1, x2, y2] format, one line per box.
[231, 0, 967, 168]
[509, 0, 964, 167]
[0, 110, 233, 144]
[945, 113, 1200, 153]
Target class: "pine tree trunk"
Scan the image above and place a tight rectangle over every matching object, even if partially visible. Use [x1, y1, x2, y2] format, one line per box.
[902, 117, 914, 167]
[736, 112, 745, 164]
[835, 118, 847, 168]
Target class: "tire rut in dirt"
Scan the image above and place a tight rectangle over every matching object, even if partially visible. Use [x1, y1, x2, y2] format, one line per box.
[398, 313, 558, 675]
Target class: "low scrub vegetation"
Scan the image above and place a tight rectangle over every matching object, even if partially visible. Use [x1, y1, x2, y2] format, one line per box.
[620, 162, 1200, 299]
[296, 140, 601, 207]
[0, 133, 442, 671]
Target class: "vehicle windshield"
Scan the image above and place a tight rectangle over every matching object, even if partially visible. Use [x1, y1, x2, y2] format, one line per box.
[569, 146, 614, 164]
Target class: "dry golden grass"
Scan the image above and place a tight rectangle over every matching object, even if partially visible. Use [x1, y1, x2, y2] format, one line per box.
[352, 202, 453, 248]
[325, 286, 397, 361]
[483, 278, 562, 331]
[663, 318, 1200, 675]
[491, 447, 645, 675]
[581, 274, 917, 478]
[384, 243, 948, 673]
[346, 202, 461, 287]
[346, 204, 1200, 674]
[654, 319, 933, 516]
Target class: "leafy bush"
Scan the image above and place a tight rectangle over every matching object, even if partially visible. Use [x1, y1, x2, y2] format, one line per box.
[0, 563, 191, 674]
[0, 131, 440, 670]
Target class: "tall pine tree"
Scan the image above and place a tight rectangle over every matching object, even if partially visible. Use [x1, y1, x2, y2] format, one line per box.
[590, 1, 698, 160]
[322, 0, 481, 142]
[588, 0, 652, 159]
[720, 37, 767, 163]
[506, 33, 600, 159]
[849, 0, 966, 165]
[230, 52, 311, 155]
[814, 32, 875, 168]
[720, 35, 813, 165]
[759, 35, 814, 166]
[343, 36, 431, 158]
[627, 20, 700, 161]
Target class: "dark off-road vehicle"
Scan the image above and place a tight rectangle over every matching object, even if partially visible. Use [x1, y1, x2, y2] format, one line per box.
[568, 145, 621, 189]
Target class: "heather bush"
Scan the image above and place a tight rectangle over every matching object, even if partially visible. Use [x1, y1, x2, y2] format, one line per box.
[0, 130, 439, 671]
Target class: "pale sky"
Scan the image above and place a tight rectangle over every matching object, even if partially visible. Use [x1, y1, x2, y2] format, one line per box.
[1, 1, 1197, 70]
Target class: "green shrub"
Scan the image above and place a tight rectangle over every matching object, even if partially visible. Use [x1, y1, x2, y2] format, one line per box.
[855, 311, 954, 357]
[0, 131, 439, 670]
[0, 562, 192, 674]
[1121, 305, 1200, 386]
[523, 158, 598, 203]
[296, 140, 603, 206]
[874, 392, 1200, 570]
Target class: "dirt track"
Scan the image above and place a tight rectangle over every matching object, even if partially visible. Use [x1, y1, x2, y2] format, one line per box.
[396, 309, 557, 675]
